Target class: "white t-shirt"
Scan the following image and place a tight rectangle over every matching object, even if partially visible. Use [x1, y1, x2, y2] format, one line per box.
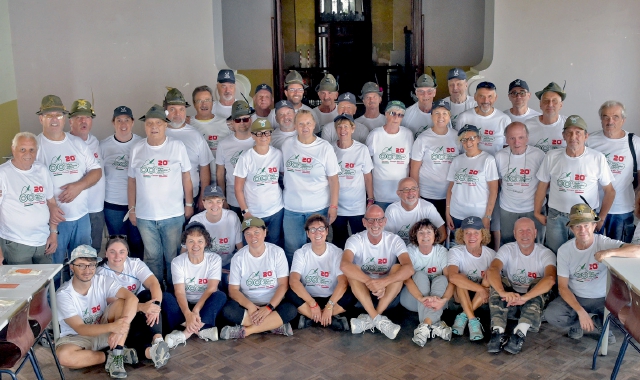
[281, 136, 340, 212]
[36, 133, 101, 221]
[0, 161, 53, 246]
[448, 245, 496, 283]
[290, 242, 344, 297]
[403, 103, 434, 138]
[189, 210, 242, 267]
[455, 108, 511, 155]
[366, 126, 414, 203]
[356, 114, 386, 132]
[233, 147, 284, 218]
[537, 147, 614, 213]
[494, 146, 546, 213]
[215, 134, 255, 207]
[587, 131, 640, 214]
[100, 134, 143, 205]
[557, 234, 623, 298]
[83, 134, 105, 213]
[128, 137, 191, 220]
[268, 104, 315, 130]
[56, 274, 122, 337]
[190, 116, 233, 161]
[313, 106, 339, 130]
[212, 101, 232, 120]
[229, 243, 289, 305]
[345, 231, 407, 279]
[446, 151, 499, 220]
[96, 257, 154, 295]
[384, 200, 445, 245]
[270, 129, 297, 151]
[407, 244, 448, 280]
[525, 115, 567, 153]
[171, 251, 222, 303]
[444, 96, 477, 130]
[503, 108, 541, 123]
[166, 125, 214, 197]
[332, 140, 373, 216]
[321, 121, 369, 144]
[411, 128, 460, 199]
[495, 242, 556, 293]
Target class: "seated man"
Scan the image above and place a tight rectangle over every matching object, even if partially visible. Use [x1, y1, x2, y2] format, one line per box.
[544, 203, 640, 341]
[340, 205, 415, 339]
[487, 217, 556, 354]
[55, 245, 139, 378]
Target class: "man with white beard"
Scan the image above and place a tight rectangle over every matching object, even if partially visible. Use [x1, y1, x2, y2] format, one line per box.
[270, 100, 297, 151]
[212, 69, 237, 119]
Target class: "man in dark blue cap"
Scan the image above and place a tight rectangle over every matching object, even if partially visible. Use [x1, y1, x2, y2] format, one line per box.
[253, 83, 273, 119]
[444, 68, 477, 129]
[321, 92, 369, 143]
[503, 79, 541, 123]
[212, 69, 237, 119]
[270, 100, 297, 150]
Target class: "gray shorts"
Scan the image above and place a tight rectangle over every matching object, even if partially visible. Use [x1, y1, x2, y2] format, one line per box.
[55, 306, 110, 351]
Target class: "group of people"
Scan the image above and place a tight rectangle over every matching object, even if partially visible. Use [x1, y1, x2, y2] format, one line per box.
[1, 67, 640, 378]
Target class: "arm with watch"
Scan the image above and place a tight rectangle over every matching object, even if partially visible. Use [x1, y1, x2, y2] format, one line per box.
[250, 277, 289, 326]
[321, 274, 348, 326]
[234, 176, 252, 219]
[289, 271, 324, 324]
[182, 171, 195, 220]
[327, 174, 339, 224]
[483, 180, 499, 230]
[140, 275, 164, 327]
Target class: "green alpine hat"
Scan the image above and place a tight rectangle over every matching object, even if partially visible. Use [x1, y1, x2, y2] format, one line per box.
[251, 118, 273, 133]
[564, 115, 588, 131]
[163, 87, 191, 108]
[360, 82, 383, 99]
[285, 70, 308, 89]
[227, 100, 254, 121]
[566, 203, 600, 227]
[36, 95, 68, 115]
[315, 73, 339, 92]
[535, 82, 566, 101]
[69, 99, 96, 118]
[414, 74, 436, 88]
[139, 104, 171, 122]
[242, 217, 266, 231]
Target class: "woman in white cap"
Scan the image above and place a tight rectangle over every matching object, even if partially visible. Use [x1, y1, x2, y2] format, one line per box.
[220, 217, 297, 339]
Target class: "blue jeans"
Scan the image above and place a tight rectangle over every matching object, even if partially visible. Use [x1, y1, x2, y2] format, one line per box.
[104, 203, 144, 260]
[283, 207, 328, 265]
[374, 201, 392, 212]
[332, 215, 365, 249]
[545, 208, 573, 254]
[137, 215, 185, 291]
[54, 213, 92, 286]
[162, 290, 227, 332]
[601, 212, 635, 243]
[499, 207, 546, 245]
[262, 208, 284, 247]
[89, 211, 105, 253]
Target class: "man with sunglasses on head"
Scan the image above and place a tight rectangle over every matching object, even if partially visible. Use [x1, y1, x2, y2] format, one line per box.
[35, 95, 102, 286]
[503, 79, 541, 123]
[340, 205, 414, 340]
[55, 245, 139, 378]
[216, 101, 257, 219]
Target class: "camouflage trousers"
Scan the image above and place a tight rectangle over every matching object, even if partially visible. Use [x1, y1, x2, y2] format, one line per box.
[489, 277, 548, 332]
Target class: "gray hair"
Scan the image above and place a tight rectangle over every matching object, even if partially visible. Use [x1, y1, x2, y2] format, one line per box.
[11, 132, 38, 150]
[294, 109, 315, 125]
[598, 100, 626, 119]
[385, 106, 404, 114]
[192, 85, 214, 103]
[505, 122, 529, 137]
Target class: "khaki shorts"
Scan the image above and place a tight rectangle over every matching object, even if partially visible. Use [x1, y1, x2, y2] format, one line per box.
[55, 305, 111, 351]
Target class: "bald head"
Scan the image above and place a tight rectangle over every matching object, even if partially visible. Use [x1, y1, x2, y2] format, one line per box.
[365, 204, 384, 219]
[505, 122, 529, 153]
[514, 217, 537, 249]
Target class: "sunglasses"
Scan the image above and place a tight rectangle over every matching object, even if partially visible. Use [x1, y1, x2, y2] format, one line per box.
[234, 117, 252, 123]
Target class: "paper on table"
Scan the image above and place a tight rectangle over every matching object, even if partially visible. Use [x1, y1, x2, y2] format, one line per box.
[0, 284, 19, 288]
[0, 299, 16, 306]
[7, 268, 42, 276]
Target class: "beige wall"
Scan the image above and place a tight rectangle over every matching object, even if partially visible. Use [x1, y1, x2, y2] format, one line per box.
[0, 0, 19, 158]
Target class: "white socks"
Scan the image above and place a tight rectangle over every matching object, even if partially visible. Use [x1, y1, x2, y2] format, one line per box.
[514, 323, 531, 336]
[493, 326, 505, 334]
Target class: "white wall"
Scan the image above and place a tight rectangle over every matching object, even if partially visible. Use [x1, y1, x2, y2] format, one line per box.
[0, 0, 17, 104]
[474, 0, 640, 133]
[422, 0, 485, 67]
[9, 0, 222, 139]
[221, 0, 273, 70]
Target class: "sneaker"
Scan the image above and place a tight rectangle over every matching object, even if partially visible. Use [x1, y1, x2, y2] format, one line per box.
[374, 315, 401, 340]
[592, 315, 616, 344]
[350, 314, 375, 334]
[452, 313, 468, 336]
[298, 315, 314, 330]
[271, 323, 294, 336]
[105, 350, 127, 379]
[431, 321, 452, 341]
[164, 330, 187, 349]
[412, 323, 431, 347]
[198, 327, 219, 342]
[468, 317, 484, 341]
[330, 315, 350, 331]
[487, 330, 506, 353]
[568, 327, 583, 340]
[122, 348, 138, 365]
[504, 330, 526, 355]
[220, 325, 246, 340]
[148, 340, 170, 368]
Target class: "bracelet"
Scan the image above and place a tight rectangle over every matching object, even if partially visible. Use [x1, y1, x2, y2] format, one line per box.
[265, 303, 274, 311]
[310, 302, 319, 309]
[367, 197, 375, 201]
[329, 205, 338, 209]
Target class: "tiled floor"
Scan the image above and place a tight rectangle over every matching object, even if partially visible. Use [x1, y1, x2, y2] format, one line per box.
[20, 309, 640, 380]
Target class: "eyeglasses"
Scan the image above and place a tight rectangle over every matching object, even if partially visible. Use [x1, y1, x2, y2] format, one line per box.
[252, 130, 272, 137]
[234, 117, 252, 123]
[398, 186, 419, 194]
[460, 136, 479, 143]
[307, 226, 327, 234]
[508, 91, 528, 97]
[108, 234, 128, 241]
[43, 113, 64, 120]
[194, 98, 213, 104]
[416, 89, 436, 95]
[388, 111, 404, 118]
[287, 88, 305, 93]
[72, 263, 97, 270]
[364, 217, 386, 224]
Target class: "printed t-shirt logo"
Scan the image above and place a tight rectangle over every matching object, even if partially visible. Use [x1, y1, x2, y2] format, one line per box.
[573, 262, 600, 282]
[466, 269, 484, 283]
[140, 159, 171, 177]
[397, 224, 411, 242]
[534, 137, 563, 152]
[185, 276, 208, 293]
[430, 146, 457, 163]
[230, 150, 244, 166]
[338, 161, 356, 178]
[378, 146, 407, 162]
[479, 127, 495, 144]
[211, 236, 232, 255]
[206, 135, 219, 151]
[603, 153, 626, 174]
[19, 185, 46, 206]
[286, 154, 314, 172]
[252, 167, 279, 185]
[503, 167, 532, 185]
[556, 172, 587, 191]
[304, 268, 331, 287]
[112, 155, 129, 170]
[454, 167, 479, 185]
[360, 257, 390, 275]
[82, 304, 102, 325]
[49, 155, 79, 175]
[418, 265, 440, 280]
[246, 270, 276, 288]
[511, 268, 537, 287]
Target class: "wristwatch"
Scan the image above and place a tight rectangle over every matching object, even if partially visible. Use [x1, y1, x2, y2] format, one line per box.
[185, 202, 194, 207]
[483, 215, 492, 221]
[152, 300, 161, 306]
[242, 209, 249, 216]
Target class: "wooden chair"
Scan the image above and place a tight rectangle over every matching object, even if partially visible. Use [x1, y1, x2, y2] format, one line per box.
[592, 271, 631, 370]
[0, 300, 44, 380]
[29, 285, 65, 379]
[609, 288, 640, 380]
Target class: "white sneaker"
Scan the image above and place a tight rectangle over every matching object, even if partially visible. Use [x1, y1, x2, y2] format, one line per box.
[271, 323, 294, 337]
[164, 330, 187, 349]
[374, 315, 401, 340]
[431, 321, 452, 341]
[412, 323, 431, 347]
[350, 314, 374, 334]
[149, 339, 170, 368]
[197, 327, 219, 342]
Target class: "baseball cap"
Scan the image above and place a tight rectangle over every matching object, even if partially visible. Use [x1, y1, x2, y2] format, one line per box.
[337, 92, 356, 105]
[564, 115, 587, 131]
[254, 83, 273, 94]
[36, 95, 68, 115]
[139, 104, 171, 122]
[508, 79, 529, 92]
[476, 81, 496, 91]
[242, 217, 266, 231]
[69, 245, 102, 264]
[535, 82, 566, 101]
[113, 106, 134, 120]
[69, 99, 96, 118]
[218, 69, 236, 84]
[184, 221, 206, 233]
[432, 99, 451, 111]
[566, 203, 600, 227]
[385, 100, 406, 112]
[334, 113, 355, 123]
[461, 216, 484, 230]
[275, 100, 295, 111]
[251, 118, 273, 133]
[457, 124, 480, 136]
[203, 185, 225, 199]
[447, 68, 467, 80]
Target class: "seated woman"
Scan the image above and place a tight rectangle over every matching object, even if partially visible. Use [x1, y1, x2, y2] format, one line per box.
[286, 214, 353, 331]
[97, 236, 170, 368]
[163, 222, 228, 348]
[399, 219, 454, 347]
[447, 216, 496, 341]
[220, 217, 297, 339]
